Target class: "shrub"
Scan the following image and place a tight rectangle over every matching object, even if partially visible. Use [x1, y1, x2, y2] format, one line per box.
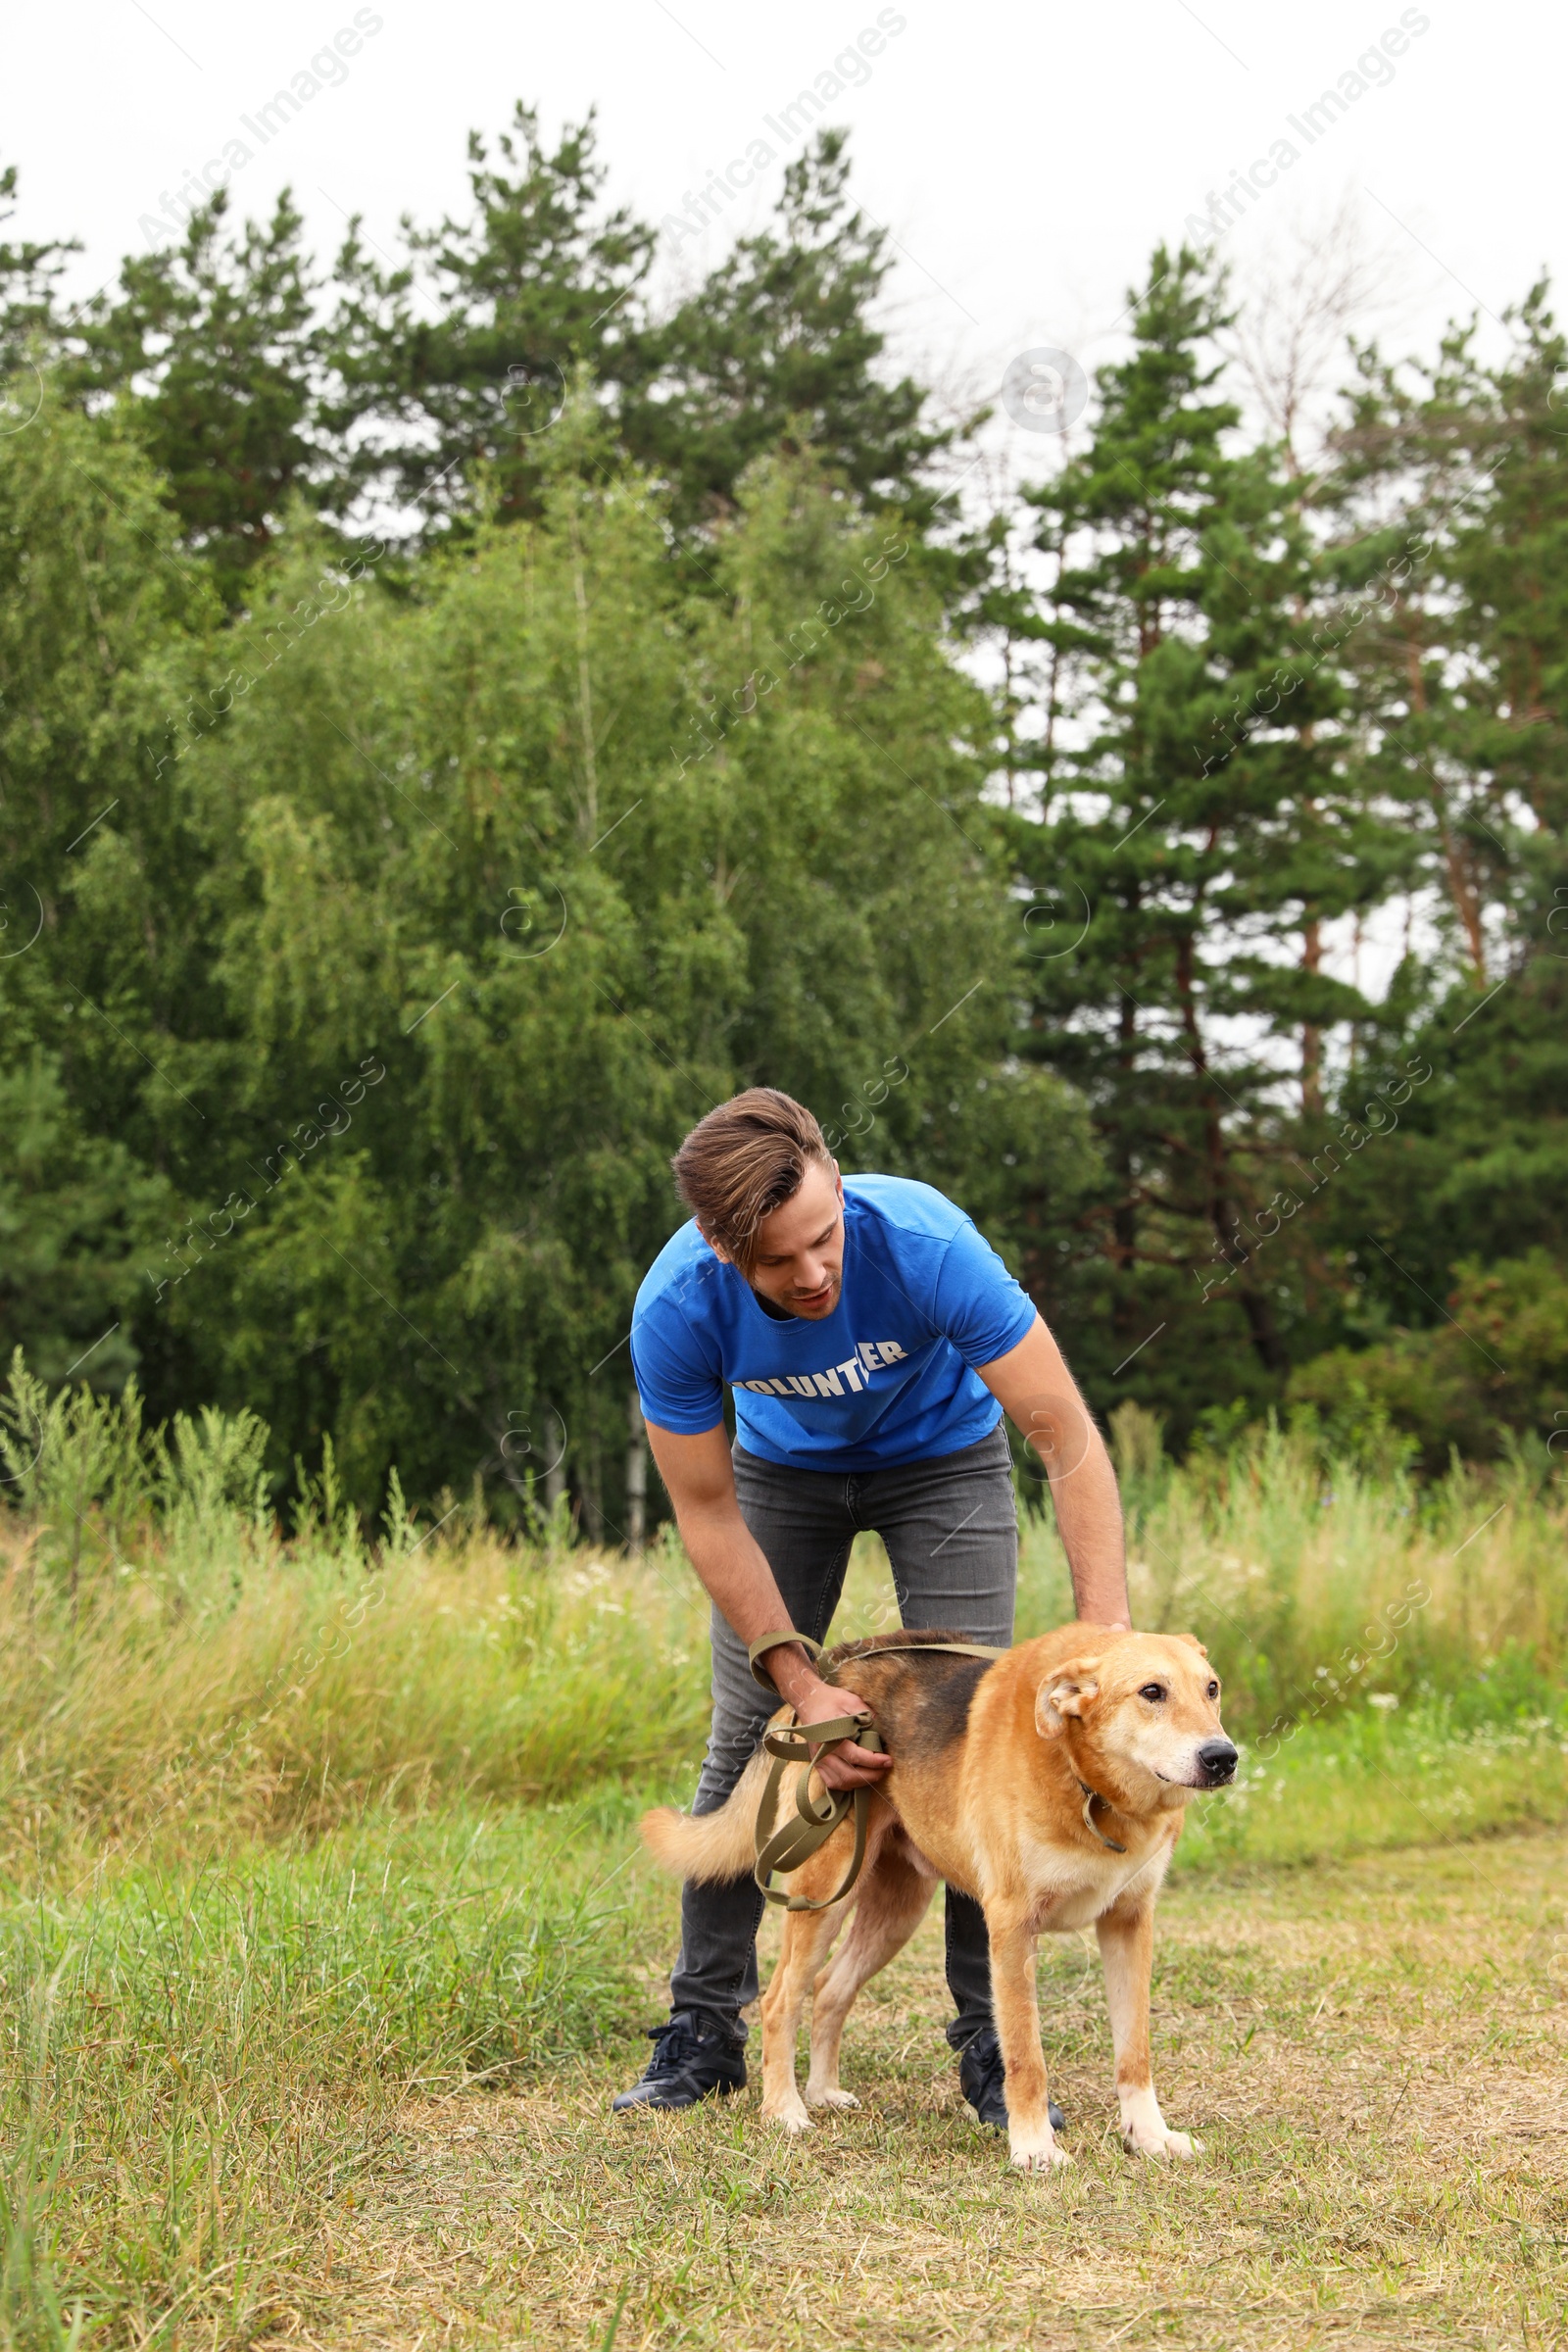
[1287, 1250, 1568, 1470]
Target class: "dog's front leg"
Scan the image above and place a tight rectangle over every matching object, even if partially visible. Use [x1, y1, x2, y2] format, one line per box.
[1096, 1899, 1198, 2159]
[986, 1916, 1070, 2172]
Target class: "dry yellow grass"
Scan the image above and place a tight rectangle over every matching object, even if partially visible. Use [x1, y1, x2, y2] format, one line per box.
[0, 1526, 712, 1875]
[293, 1827, 1568, 2350]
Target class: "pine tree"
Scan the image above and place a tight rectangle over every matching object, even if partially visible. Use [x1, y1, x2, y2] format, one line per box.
[1005, 248, 1405, 1432]
[70, 190, 323, 609]
[319, 119, 946, 546]
[623, 132, 948, 532]
[320, 104, 656, 531]
[0, 158, 76, 375]
[1307, 287, 1568, 1331]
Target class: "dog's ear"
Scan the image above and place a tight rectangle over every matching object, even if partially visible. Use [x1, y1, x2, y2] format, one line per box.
[1035, 1658, 1102, 1737]
[1174, 1633, 1209, 1658]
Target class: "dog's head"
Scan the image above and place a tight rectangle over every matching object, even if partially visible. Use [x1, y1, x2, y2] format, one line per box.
[1034, 1631, 1237, 1803]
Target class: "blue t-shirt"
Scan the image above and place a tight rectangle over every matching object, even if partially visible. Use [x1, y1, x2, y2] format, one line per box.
[630, 1174, 1037, 1471]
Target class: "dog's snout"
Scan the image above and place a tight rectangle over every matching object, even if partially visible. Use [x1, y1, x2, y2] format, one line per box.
[1197, 1739, 1238, 1784]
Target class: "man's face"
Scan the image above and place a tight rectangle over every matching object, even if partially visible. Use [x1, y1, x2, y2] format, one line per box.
[708, 1159, 845, 1318]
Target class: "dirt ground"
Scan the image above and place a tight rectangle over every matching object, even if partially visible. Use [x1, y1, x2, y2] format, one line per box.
[312, 1829, 1568, 2349]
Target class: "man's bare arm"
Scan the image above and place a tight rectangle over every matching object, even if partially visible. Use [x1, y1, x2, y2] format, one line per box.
[975, 1316, 1130, 1628]
[642, 1420, 891, 1788]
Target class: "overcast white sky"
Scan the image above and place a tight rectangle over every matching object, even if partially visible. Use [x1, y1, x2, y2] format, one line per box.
[6, 0, 1556, 415]
[4, 0, 1552, 1018]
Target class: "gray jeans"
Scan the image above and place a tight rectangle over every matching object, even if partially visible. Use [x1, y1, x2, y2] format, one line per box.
[667, 1422, 1017, 2051]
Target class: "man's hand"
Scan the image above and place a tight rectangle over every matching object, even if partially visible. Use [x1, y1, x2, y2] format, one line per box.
[761, 1646, 893, 1788]
[791, 1671, 892, 1790]
[758, 1639, 892, 1789]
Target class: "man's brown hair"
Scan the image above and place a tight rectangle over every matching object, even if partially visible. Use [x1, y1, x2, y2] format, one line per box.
[672, 1089, 832, 1273]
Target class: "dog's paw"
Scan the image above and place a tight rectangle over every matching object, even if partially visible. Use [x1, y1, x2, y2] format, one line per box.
[805, 2084, 859, 2111]
[1122, 2121, 1199, 2160]
[1009, 2130, 1072, 2173]
[762, 2095, 813, 2135]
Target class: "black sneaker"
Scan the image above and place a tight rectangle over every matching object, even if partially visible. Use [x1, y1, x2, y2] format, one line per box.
[611, 2012, 748, 2114]
[958, 2027, 1065, 2135]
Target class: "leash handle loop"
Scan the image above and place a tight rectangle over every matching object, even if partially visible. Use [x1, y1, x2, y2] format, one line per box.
[748, 1630, 823, 1694]
[761, 1711, 873, 1759]
[754, 1717, 885, 1911]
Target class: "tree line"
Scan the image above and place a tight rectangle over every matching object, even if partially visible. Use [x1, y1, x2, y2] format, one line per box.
[1, 114, 1564, 1534]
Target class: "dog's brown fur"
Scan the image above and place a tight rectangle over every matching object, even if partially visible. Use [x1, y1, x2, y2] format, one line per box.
[642, 1625, 1235, 2171]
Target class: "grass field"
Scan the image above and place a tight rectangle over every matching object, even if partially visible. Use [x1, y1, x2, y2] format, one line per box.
[337, 1824, 1568, 2351]
[0, 1384, 1565, 2346]
[8, 1796, 1566, 2348]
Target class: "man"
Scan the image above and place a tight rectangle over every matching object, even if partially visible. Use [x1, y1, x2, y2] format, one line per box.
[614, 1088, 1130, 2128]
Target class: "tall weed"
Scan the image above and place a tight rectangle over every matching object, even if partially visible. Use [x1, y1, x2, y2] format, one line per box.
[1, 1359, 1563, 1884]
[1018, 1407, 1567, 1738]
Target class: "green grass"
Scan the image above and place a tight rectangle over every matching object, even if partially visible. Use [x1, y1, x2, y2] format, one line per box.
[8, 1801, 1551, 2349]
[2, 1375, 1564, 1874]
[2, 1700, 1566, 2346]
[1178, 1695, 1568, 1872]
[0, 1807, 649, 2346]
[350, 1826, 1568, 2350]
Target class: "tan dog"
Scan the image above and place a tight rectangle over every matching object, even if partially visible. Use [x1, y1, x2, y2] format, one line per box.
[643, 1625, 1237, 2171]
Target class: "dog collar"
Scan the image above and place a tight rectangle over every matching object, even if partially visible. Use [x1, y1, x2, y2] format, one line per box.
[1076, 1779, 1128, 1854]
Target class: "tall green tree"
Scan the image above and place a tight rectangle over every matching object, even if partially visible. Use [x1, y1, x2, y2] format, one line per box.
[0, 158, 75, 375]
[624, 132, 948, 532]
[0, 393, 212, 1385]
[321, 105, 655, 532]
[1303, 286, 1568, 1351]
[320, 120, 947, 544]
[1004, 249, 1406, 1435]
[0, 370, 1091, 1522]
[71, 191, 323, 609]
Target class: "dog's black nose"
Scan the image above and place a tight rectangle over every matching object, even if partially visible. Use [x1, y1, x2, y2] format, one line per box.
[1197, 1740, 1238, 1784]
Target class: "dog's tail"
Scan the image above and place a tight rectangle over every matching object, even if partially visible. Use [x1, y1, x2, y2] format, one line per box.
[640, 1745, 775, 1885]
